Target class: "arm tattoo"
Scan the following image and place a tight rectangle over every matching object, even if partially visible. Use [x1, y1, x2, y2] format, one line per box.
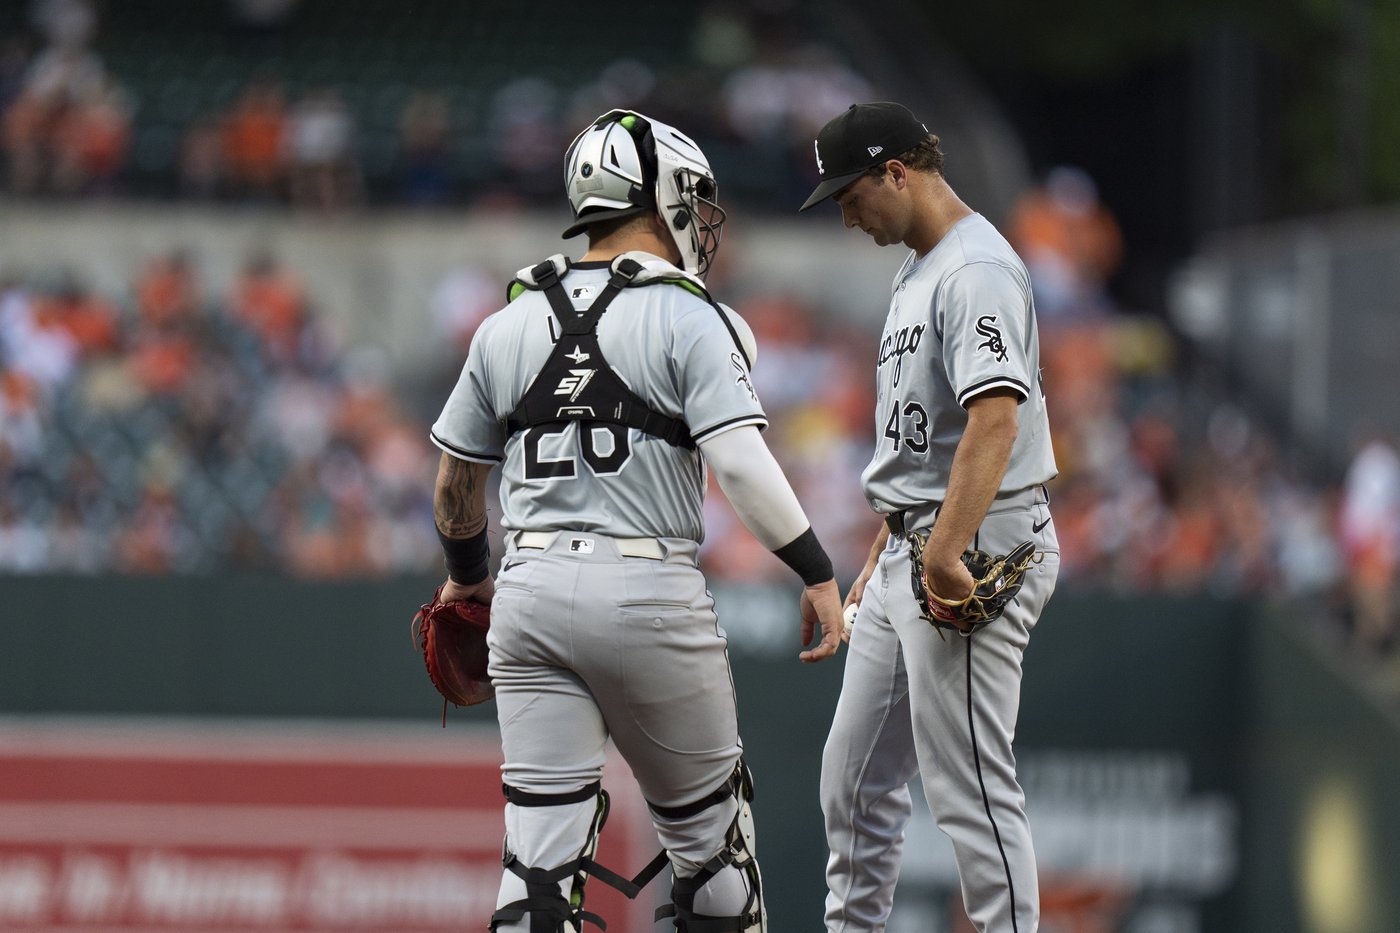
[435, 454, 487, 537]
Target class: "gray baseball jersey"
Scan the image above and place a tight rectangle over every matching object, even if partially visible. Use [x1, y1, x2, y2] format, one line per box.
[823, 213, 1061, 933]
[437, 253, 771, 931]
[861, 212, 1056, 513]
[431, 258, 765, 540]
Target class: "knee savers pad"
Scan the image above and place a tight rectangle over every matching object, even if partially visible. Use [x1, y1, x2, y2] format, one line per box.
[490, 782, 610, 932]
[652, 760, 766, 932]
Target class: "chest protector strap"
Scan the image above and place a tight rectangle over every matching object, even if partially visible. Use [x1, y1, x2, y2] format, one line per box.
[505, 257, 695, 448]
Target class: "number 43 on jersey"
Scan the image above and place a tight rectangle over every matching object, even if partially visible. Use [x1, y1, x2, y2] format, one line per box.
[883, 398, 929, 453]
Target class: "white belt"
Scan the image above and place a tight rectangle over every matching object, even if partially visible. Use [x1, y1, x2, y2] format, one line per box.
[514, 530, 665, 560]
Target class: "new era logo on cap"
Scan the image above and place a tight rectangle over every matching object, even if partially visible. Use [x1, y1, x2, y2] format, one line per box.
[800, 102, 930, 211]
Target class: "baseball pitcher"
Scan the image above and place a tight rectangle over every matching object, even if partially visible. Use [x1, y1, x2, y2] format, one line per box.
[800, 102, 1061, 932]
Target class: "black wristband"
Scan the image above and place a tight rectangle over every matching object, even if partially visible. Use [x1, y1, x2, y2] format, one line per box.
[773, 526, 835, 586]
[437, 527, 490, 585]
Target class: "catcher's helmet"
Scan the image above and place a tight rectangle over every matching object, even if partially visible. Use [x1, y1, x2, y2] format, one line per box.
[563, 109, 725, 278]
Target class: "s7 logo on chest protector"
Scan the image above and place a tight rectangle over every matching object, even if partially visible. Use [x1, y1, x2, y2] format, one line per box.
[976, 315, 1008, 363]
[554, 369, 595, 402]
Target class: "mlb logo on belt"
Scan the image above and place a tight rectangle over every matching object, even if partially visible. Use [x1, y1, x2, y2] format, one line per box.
[569, 537, 595, 554]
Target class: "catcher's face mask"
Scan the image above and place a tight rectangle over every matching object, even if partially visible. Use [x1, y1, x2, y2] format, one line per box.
[563, 109, 726, 279]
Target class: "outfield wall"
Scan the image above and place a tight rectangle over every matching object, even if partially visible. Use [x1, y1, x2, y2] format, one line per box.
[1, 576, 1397, 932]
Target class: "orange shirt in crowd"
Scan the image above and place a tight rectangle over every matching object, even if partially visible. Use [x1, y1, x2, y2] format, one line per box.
[135, 256, 198, 327]
[229, 264, 305, 355]
[60, 93, 130, 179]
[1009, 189, 1123, 286]
[222, 86, 287, 187]
[33, 291, 120, 356]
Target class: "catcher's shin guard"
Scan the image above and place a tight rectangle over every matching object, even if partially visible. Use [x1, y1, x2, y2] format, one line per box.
[489, 782, 610, 932]
[490, 782, 670, 932]
[652, 760, 766, 932]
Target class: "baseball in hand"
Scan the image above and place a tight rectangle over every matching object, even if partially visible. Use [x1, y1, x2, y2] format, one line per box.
[843, 603, 859, 635]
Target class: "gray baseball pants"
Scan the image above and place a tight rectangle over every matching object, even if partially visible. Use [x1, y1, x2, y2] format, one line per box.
[822, 490, 1060, 932]
[487, 531, 752, 930]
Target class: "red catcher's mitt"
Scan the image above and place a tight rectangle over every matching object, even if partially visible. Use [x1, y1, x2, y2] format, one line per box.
[411, 585, 494, 712]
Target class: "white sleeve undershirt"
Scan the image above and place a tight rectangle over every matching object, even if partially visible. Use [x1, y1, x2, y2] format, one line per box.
[697, 424, 810, 551]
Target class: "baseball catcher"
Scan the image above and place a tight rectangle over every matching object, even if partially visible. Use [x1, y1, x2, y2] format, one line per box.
[412, 584, 494, 713]
[908, 534, 1038, 635]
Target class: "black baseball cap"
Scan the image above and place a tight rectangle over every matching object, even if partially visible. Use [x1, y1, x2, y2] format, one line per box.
[798, 102, 930, 211]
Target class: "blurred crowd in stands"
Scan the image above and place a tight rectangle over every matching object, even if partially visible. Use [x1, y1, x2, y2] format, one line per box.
[1, 0, 129, 198]
[1, 0, 366, 209]
[0, 0, 870, 212]
[0, 249, 433, 577]
[0, 190, 1389, 623]
[0, 0, 1396, 665]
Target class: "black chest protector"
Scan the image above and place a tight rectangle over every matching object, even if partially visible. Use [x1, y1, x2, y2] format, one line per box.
[505, 257, 697, 448]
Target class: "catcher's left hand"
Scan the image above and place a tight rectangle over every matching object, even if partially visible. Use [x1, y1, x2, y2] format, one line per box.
[411, 584, 494, 709]
[909, 536, 1038, 635]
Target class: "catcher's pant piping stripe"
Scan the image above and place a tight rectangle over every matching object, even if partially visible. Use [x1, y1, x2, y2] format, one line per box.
[965, 636, 1021, 933]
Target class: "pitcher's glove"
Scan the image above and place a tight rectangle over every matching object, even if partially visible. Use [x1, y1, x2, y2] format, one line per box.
[411, 585, 494, 709]
[908, 534, 1038, 636]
